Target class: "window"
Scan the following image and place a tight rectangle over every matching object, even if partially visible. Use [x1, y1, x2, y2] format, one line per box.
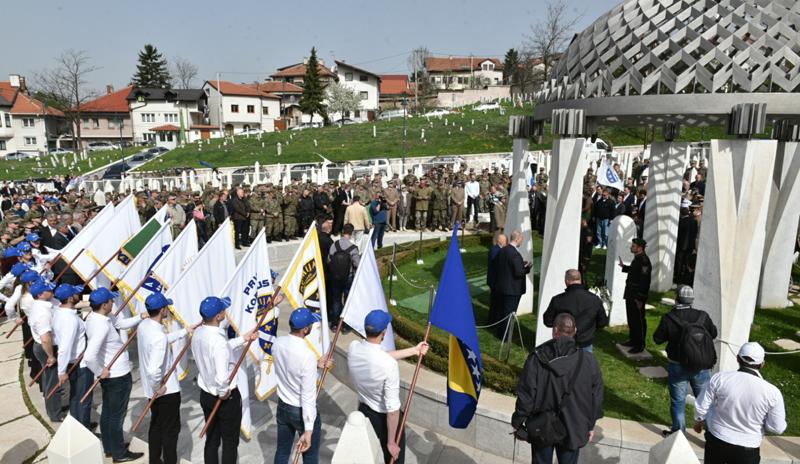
[164, 113, 178, 123]
[354, 110, 361, 118]
[82, 119, 90, 129]
[159, 132, 174, 142]
[4, 114, 10, 127]
[141, 113, 155, 123]
[482, 62, 495, 71]
[262, 107, 270, 115]
[345, 72, 353, 81]
[231, 104, 239, 113]
[359, 91, 368, 100]
[92, 118, 100, 129]
[359, 74, 368, 82]
[23, 118, 35, 127]
[143, 133, 156, 142]
[24, 137, 37, 145]
[0, 141, 6, 150]
[247, 105, 255, 114]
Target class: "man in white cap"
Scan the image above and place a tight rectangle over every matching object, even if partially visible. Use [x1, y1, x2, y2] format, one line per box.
[694, 342, 786, 463]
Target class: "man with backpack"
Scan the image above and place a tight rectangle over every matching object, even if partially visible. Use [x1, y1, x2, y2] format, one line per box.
[328, 223, 360, 332]
[512, 313, 604, 464]
[653, 285, 718, 436]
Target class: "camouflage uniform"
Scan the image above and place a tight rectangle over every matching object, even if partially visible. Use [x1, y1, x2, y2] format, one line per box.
[413, 182, 433, 230]
[264, 192, 283, 240]
[248, 188, 269, 240]
[431, 183, 449, 231]
[283, 189, 299, 238]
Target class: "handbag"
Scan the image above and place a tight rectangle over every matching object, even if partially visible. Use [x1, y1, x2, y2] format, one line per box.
[523, 350, 584, 448]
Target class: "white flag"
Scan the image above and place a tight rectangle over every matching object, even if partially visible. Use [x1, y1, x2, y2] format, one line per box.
[597, 157, 624, 191]
[63, 203, 115, 281]
[278, 223, 330, 358]
[343, 231, 396, 351]
[115, 221, 173, 316]
[84, 195, 141, 288]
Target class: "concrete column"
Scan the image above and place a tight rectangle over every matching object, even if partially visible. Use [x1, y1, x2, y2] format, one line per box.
[505, 137, 534, 315]
[693, 139, 777, 371]
[535, 137, 586, 346]
[758, 141, 800, 308]
[605, 215, 636, 326]
[643, 142, 688, 292]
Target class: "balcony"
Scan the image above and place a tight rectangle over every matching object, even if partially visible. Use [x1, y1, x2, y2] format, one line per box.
[0, 126, 13, 138]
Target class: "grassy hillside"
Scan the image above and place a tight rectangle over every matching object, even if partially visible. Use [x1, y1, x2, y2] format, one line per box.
[0, 147, 140, 182]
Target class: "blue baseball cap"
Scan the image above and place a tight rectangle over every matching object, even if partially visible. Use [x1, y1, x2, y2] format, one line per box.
[199, 296, 231, 319]
[26, 233, 40, 242]
[145, 292, 173, 311]
[3, 247, 21, 258]
[54, 284, 84, 301]
[30, 280, 56, 297]
[89, 287, 119, 305]
[10, 262, 29, 277]
[289, 307, 322, 330]
[364, 310, 393, 334]
[20, 269, 40, 283]
[16, 242, 31, 253]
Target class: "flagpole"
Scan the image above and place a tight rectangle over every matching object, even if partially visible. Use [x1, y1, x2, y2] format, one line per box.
[315, 316, 343, 398]
[112, 271, 152, 317]
[46, 351, 84, 400]
[54, 247, 85, 281]
[199, 285, 284, 439]
[84, 245, 125, 284]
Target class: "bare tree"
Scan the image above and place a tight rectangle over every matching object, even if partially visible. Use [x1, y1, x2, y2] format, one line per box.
[407, 46, 434, 113]
[523, 0, 581, 91]
[172, 56, 199, 89]
[34, 49, 99, 150]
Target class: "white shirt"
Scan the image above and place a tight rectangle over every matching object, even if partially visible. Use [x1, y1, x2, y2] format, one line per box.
[695, 369, 787, 448]
[52, 306, 87, 375]
[28, 299, 54, 345]
[84, 311, 141, 378]
[1, 283, 21, 307]
[191, 325, 244, 397]
[347, 340, 401, 413]
[273, 334, 319, 431]
[137, 319, 187, 398]
[465, 181, 480, 198]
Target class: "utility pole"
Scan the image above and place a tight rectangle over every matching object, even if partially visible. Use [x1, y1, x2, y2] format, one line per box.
[413, 53, 418, 114]
[402, 96, 408, 173]
[216, 72, 223, 137]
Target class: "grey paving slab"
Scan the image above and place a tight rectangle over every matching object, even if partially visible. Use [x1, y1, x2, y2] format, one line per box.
[0, 415, 50, 464]
[615, 343, 653, 361]
[775, 338, 800, 351]
[639, 366, 668, 379]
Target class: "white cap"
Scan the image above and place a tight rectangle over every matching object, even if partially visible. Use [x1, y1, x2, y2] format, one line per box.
[738, 342, 765, 365]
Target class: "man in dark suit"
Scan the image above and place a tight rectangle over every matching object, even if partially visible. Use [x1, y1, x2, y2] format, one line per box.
[50, 222, 83, 286]
[39, 212, 60, 249]
[492, 230, 532, 338]
[543, 269, 609, 352]
[622, 186, 635, 216]
[486, 234, 507, 328]
[619, 238, 652, 353]
[332, 184, 348, 236]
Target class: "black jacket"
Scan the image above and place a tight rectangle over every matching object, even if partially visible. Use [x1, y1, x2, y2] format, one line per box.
[486, 244, 502, 289]
[213, 200, 227, 226]
[298, 196, 314, 219]
[622, 253, 651, 300]
[512, 336, 604, 450]
[543, 285, 609, 348]
[593, 197, 616, 220]
[230, 196, 250, 221]
[493, 245, 530, 296]
[653, 305, 718, 364]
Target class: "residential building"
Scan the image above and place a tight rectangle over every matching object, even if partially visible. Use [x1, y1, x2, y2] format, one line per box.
[127, 88, 209, 149]
[203, 80, 281, 135]
[255, 81, 303, 129]
[331, 60, 380, 122]
[0, 75, 67, 157]
[425, 56, 504, 90]
[270, 59, 337, 87]
[76, 85, 133, 149]
[379, 75, 416, 110]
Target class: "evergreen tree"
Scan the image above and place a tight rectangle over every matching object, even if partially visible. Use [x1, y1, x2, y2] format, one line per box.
[503, 48, 520, 86]
[131, 44, 172, 88]
[299, 47, 328, 123]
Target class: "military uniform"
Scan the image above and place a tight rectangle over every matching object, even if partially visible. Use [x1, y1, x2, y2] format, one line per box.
[536, 171, 549, 186]
[431, 184, 449, 231]
[413, 183, 433, 230]
[383, 184, 399, 231]
[449, 184, 465, 228]
[264, 193, 283, 241]
[248, 189, 268, 241]
[283, 190, 299, 238]
[402, 173, 417, 187]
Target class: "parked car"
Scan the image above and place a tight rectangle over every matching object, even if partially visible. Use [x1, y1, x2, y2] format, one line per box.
[88, 141, 118, 152]
[101, 162, 131, 179]
[377, 109, 412, 121]
[289, 163, 319, 180]
[147, 147, 170, 156]
[426, 155, 467, 169]
[422, 109, 453, 118]
[334, 118, 357, 125]
[290, 122, 323, 131]
[48, 147, 73, 155]
[351, 158, 390, 178]
[237, 128, 264, 136]
[474, 102, 501, 111]
[5, 152, 28, 160]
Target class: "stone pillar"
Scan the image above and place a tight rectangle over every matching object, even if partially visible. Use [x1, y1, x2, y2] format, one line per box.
[758, 140, 800, 308]
[535, 112, 587, 345]
[605, 215, 636, 326]
[506, 116, 536, 315]
[643, 141, 688, 292]
[694, 138, 777, 371]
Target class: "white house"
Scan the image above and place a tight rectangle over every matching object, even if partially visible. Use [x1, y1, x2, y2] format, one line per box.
[127, 88, 210, 149]
[203, 80, 281, 135]
[425, 56, 504, 90]
[331, 60, 380, 122]
[0, 75, 67, 157]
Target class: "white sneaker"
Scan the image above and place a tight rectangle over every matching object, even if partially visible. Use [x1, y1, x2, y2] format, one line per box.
[594, 245, 602, 249]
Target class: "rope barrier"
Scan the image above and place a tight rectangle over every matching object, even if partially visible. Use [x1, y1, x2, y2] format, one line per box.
[390, 262, 433, 290]
[719, 339, 800, 356]
[475, 313, 513, 329]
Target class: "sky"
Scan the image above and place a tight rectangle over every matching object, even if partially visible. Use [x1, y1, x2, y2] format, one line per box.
[2, 0, 619, 92]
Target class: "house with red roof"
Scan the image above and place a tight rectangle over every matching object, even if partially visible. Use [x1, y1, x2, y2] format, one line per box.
[379, 75, 416, 110]
[0, 75, 68, 157]
[202, 80, 281, 135]
[75, 85, 133, 149]
[424, 55, 504, 90]
[127, 87, 209, 149]
[269, 59, 337, 87]
[331, 60, 380, 122]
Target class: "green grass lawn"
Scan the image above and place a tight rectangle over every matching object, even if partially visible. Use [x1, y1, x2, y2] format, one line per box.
[0, 147, 141, 181]
[388, 233, 800, 433]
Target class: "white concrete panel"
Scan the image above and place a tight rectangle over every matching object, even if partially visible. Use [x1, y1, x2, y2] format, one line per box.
[536, 137, 586, 346]
[648, 430, 700, 464]
[606, 215, 636, 326]
[693, 139, 777, 371]
[505, 138, 534, 315]
[644, 142, 688, 292]
[331, 411, 383, 463]
[758, 141, 800, 308]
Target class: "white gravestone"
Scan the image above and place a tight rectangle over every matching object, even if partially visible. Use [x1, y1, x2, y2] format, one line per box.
[648, 430, 700, 464]
[605, 215, 636, 326]
[505, 138, 534, 315]
[331, 411, 383, 463]
[47, 415, 104, 464]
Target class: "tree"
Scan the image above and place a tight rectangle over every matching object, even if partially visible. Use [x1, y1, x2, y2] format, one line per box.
[131, 44, 172, 88]
[407, 46, 435, 113]
[503, 48, 521, 86]
[299, 47, 328, 124]
[172, 56, 198, 89]
[523, 0, 581, 91]
[34, 49, 99, 150]
[326, 82, 361, 123]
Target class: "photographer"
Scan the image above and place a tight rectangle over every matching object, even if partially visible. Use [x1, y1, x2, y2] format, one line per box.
[370, 194, 388, 250]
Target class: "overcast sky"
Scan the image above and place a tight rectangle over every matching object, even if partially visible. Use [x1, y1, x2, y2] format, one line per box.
[2, 0, 619, 92]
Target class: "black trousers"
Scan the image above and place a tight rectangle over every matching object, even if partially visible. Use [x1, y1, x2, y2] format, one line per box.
[704, 431, 760, 464]
[625, 298, 647, 348]
[496, 294, 522, 338]
[149, 392, 181, 464]
[358, 403, 406, 464]
[200, 388, 241, 464]
[466, 196, 480, 222]
[233, 219, 248, 248]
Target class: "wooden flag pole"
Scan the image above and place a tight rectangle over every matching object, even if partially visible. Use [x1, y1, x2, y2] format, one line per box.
[84, 246, 124, 284]
[112, 271, 152, 317]
[28, 361, 51, 387]
[54, 248, 85, 281]
[5, 316, 26, 339]
[199, 285, 284, 439]
[23, 337, 33, 348]
[46, 351, 84, 400]
[40, 253, 62, 273]
[314, 316, 344, 398]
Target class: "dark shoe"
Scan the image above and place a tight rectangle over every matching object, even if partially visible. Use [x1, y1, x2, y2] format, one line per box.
[662, 429, 674, 438]
[235, 246, 242, 250]
[341, 325, 352, 335]
[89, 421, 98, 431]
[105, 443, 131, 458]
[629, 346, 645, 354]
[620, 340, 635, 347]
[113, 451, 144, 463]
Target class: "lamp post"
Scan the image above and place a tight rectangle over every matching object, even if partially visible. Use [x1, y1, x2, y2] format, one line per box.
[401, 96, 408, 174]
[117, 116, 124, 165]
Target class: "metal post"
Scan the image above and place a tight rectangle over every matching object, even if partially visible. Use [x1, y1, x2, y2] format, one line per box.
[416, 228, 423, 264]
[388, 243, 396, 305]
[402, 97, 408, 174]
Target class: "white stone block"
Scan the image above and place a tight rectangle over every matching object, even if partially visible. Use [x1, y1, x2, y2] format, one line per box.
[606, 215, 636, 326]
[694, 139, 777, 371]
[648, 430, 700, 464]
[505, 138, 534, 315]
[758, 142, 800, 308]
[536, 138, 586, 346]
[47, 415, 104, 464]
[331, 411, 384, 464]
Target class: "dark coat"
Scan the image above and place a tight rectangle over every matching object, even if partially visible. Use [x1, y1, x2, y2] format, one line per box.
[298, 196, 314, 219]
[593, 197, 616, 220]
[493, 245, 530, 296]
[622, 253, 652, 301]
[512, 336, 604, 450]
[653, 305, 718, 364]
[230, 196, 250, 221]
[213, 200, 227, 226]
[543, 285, 609, 348]
[623, 194, 635, 216]
[486, 244, 503, 289]
[313, 191, 330, 216]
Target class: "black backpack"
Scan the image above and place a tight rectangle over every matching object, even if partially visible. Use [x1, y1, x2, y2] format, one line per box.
[667, 311, 716, 371]
[329, 241, 357, 282]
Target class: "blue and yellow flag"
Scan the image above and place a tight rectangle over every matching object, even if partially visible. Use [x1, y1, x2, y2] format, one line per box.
[429, 223, 483, 428]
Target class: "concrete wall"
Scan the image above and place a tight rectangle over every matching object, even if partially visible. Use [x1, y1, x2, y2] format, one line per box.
[437, 86, 511, 109]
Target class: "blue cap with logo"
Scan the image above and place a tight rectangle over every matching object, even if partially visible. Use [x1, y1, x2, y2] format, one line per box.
[30, 280, 56, 297]
[3, 247, 21, 258]
[199, 296, 231, 319]
[89, 287, 119, 305]
[54, 284, 84, 301]
[16, 242, 31, 253]
[26, 232, 40, 242]
[364, 309, 393, 334]
[20, 269, 40, 284]
[10, 262, 29, 277]
[145, 292, 173, 311]
[289, 307, 322, 330]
